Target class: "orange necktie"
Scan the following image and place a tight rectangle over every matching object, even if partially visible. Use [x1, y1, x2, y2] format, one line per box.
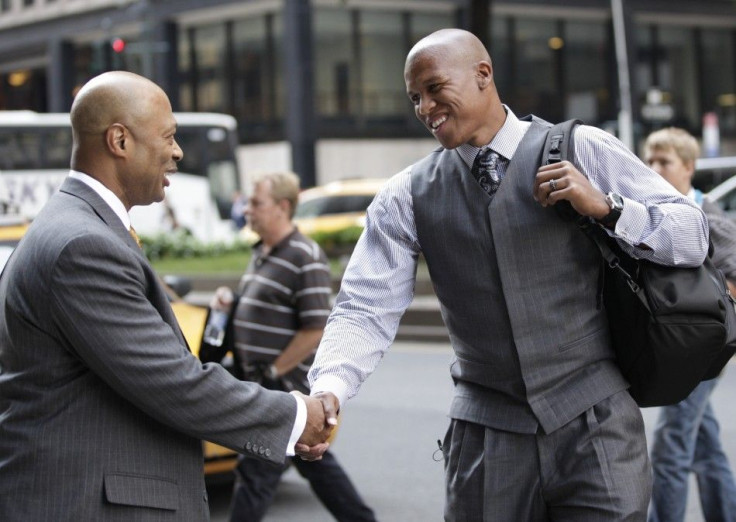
[129, 226, 142, 248]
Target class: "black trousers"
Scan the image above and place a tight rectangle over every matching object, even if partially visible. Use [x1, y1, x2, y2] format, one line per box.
[228, 450, 376, 522]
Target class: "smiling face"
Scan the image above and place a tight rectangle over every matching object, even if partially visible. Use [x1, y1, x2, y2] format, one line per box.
[123, 92, 183, 208]
[70, 71, 183, 210]
[404, 29, 501, 149]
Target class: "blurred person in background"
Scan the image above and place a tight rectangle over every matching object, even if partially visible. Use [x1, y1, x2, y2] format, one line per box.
[644, 127, 736, 522]
[202, 171, 375, 522]
[231, 189, 247, 230]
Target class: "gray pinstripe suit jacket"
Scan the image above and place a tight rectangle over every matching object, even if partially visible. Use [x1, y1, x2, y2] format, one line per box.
[0, 178, 296, 521]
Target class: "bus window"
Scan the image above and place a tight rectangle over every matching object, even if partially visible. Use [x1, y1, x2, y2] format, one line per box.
[44, 128, 73, 169]
[0, 111, 241, 242]
[206, 127, 240, 220]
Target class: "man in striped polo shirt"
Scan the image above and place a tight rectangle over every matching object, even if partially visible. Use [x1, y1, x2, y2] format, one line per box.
[205, 171, 375, 522]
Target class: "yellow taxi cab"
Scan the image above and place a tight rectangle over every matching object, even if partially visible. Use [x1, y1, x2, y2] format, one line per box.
[240, 177, 388, 243]
[0, 217, 238, 481]
[292, 177, 388, 236]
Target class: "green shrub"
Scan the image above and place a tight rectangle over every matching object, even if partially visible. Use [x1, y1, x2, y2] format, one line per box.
[309, 226, 363, 256]
[140, 229, 251, 261]
[142, 225, 363, 263]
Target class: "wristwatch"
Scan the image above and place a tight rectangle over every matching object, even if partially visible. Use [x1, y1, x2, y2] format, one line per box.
[598, 192, 624, 228]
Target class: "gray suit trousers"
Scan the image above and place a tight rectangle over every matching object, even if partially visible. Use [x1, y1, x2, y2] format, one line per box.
[443, 390, 651, 521]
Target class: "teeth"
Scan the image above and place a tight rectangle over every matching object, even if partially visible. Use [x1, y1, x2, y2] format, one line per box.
[430, 116, 447, 129]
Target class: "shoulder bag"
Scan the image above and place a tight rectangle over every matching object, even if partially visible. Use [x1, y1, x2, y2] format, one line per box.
[543, 119, 736, 407]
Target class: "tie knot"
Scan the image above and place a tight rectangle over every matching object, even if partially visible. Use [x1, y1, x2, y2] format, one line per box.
[475, 148, 499, 170]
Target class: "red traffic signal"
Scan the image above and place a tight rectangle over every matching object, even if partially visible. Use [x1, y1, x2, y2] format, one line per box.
[111, 38, 126, 53]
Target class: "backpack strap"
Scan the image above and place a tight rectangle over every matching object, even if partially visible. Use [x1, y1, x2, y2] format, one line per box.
[540, 119, 641, 308]
[542, 119, 585, 224]
[542, 118, 584, 166]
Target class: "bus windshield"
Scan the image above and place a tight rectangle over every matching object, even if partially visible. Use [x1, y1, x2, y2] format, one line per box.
[0, 111, 241, 242]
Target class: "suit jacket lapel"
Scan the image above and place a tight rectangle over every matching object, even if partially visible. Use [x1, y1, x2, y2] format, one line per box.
[59, 177, 141, 252]
[58, 177, 190, 349]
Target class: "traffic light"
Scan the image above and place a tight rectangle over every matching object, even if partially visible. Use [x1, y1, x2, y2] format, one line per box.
[111, 38, 126, 53]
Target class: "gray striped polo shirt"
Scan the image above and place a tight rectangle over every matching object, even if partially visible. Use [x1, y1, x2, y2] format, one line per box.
[233, 228, 331, 393]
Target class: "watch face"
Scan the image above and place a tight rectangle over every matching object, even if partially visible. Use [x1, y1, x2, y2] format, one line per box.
[608, 192, 624, 211]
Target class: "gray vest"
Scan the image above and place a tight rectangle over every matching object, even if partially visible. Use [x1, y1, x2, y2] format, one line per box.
[410, 116, 628, 434]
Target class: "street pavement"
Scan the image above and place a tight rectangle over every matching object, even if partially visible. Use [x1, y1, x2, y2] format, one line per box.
[208, 341, 736, 522]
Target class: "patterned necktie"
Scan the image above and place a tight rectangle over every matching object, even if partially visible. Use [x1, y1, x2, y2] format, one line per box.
[471, 148, 501, 197]
[129, 226, 142, 248]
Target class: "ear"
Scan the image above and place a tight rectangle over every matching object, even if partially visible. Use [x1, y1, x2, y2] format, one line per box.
[684, 159, 696, 175]
[106, 123, 128, 158]
[278, 198, 292, 216]
[476, 60, 493, 90]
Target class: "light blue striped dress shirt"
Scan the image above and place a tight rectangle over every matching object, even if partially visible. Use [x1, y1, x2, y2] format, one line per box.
[309, 108, 709, 408]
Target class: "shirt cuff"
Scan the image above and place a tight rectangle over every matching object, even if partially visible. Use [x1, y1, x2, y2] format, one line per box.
[613, 196, 647, 245]
[310, 375, 350, 412]
[286, 392, 307, 457]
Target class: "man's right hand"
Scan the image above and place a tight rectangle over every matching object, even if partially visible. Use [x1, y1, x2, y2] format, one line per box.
[298, 393, 333, 445]
[210, 286, 234, 311]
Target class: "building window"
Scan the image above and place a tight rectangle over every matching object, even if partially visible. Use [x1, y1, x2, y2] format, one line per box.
[178, 13, 284, 142]
[700, 28, 735, 137]
[410, 11, 454, 46]
[489, 15, 511, 105]
[636, 24, 698, 133]
[232, 16, 269, 122]
[313, 6, 453, 136]
[313, 7, 353, 120]
[511, 18, 558, 122]
[178, 27, 194, 110]
[0, 69, 47, 111]
[564, 21, 613, 125]
[193, 22, 227, 113]
[359, 10, 406, 120]
[231, 13, 284, 141]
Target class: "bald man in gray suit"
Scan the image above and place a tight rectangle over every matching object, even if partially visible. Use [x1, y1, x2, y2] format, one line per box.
[0, 71, 333, 521]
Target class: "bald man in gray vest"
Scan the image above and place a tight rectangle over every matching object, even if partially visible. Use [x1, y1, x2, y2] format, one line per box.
[308, 29, 709, 521]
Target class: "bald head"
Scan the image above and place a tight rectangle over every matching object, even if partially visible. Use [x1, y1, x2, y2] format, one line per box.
[404, 28, 503, 149]
[68, 71, 182, 209]
[406, 29, 491, 73]
[71, 71, 165, 139]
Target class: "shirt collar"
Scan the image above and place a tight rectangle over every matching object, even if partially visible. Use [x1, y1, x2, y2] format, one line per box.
[456, 105, 532, 168]
[68, 170, 131, 230]
[255, 226, 298, 256]
[688, 187, 704, 207]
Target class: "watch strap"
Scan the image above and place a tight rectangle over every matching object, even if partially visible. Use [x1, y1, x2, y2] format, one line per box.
[598, 193, 623, 228]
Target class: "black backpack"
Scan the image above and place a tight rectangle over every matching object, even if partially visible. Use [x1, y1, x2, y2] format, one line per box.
[542, 120, 736, 407]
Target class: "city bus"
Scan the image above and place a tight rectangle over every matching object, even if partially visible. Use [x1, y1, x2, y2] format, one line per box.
[0, 110, 242, 241]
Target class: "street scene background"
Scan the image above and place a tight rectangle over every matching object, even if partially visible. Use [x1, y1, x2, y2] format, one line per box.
[206, 341, 736, 522]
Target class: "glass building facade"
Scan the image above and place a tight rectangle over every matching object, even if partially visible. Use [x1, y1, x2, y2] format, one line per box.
[0, 0, 734, 172]
[171, 5, 622, 143]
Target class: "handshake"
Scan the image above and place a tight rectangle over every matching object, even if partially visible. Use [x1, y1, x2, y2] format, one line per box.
[292, 391, 340, 461]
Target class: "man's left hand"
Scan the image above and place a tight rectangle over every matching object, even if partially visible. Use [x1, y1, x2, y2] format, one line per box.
[534, 160, 610, 220]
